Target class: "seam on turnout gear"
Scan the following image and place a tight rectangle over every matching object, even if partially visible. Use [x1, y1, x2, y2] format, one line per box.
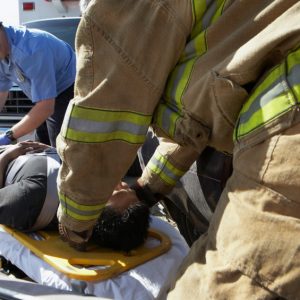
[87, 0, 191, 97]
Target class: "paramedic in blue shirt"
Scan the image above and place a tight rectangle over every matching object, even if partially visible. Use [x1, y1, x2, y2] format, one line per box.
[0, 21, 76, 147]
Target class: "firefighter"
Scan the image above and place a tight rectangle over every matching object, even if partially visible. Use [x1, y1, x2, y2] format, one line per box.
[0, 22, 76, 147]
[57, 1, 300, 298]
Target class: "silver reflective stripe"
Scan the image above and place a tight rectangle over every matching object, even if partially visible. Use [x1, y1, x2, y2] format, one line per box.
[169, 63, 186, 106]
[149, 155, 181, 183]
[68, 117, 148, 136]
[5, 156, 28, 186]
[31, 152, 60, 231]
[59, 201, 101, 218]
[239, 64, 300, 126]
[203, 0, 217, 29]
[161, 105, 178, 135]
[239, 79, 284, 125]
[62, 103, 151, 144]
[287, 63, 300, 94]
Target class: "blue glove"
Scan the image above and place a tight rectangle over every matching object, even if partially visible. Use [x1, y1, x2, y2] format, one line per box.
[0, 133, 12, 145]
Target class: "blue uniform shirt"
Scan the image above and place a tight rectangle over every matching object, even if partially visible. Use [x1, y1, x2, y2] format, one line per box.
[0, 25, 76, 103]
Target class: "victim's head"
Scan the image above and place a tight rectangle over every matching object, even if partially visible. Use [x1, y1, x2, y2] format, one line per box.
[92, 182, 150, 252]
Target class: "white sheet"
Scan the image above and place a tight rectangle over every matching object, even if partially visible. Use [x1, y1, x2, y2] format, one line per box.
[0, 216, 189, 299]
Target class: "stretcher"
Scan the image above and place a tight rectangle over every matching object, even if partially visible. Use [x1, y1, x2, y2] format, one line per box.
[1, 225, 171, 281]
[0, 216, 189, 299]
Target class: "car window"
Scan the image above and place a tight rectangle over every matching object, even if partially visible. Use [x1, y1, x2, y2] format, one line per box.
[23, 18, 80, 50]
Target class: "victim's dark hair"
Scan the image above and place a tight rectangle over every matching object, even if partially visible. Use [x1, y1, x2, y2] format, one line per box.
[92, 202, 150, 252]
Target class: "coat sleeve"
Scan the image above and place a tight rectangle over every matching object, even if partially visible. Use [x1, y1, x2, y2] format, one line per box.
[139, 132, 202, 196]
[56, 0, 193, 231]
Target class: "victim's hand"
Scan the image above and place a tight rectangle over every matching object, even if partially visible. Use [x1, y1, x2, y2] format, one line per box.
[0, 141, 51, 163]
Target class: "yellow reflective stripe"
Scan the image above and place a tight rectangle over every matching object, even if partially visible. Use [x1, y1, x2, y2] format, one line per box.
[169, 109, 180, 136]
[234, 46, 300, 140]
[173, 58, 197, 110]
[59, 193, 105, 221]
[211, 0, 227, 24]
[164, 0, 227, 118]
[148, 152, 185, 186]
[59, 193, 105, 211]
[165, 58, 198, 112]
[241, 65, 282, 114]
[192, 31, 207, 58]
[62, 103, 151, 144]
[286, 46, 300, 73]
[165, 68, 179, 101]
[71, 105, 150, 125]
[190, 0, 207, 39]
[160, 1, 228, 138]
[148, 160, 177, 186]
[177, 59, 197, 91]
[236, 93, 293, 139]
[60, 206, 100, 221]
[154, 103, 180, 137]
[65, 128, 147, 144]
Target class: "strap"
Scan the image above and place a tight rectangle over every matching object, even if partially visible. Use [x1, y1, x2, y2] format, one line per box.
[5, 155, 28, 186]
[31, 152, 60, 231]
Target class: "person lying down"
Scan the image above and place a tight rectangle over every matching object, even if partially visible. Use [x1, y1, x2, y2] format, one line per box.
[0, 141, 150, 251]
[0, 141, 189, 299]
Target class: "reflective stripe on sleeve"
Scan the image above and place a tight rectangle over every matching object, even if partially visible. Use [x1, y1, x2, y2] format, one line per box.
[191, 0, 227, 39]
[156, 0, 227, 138]
[147, 152, 186, 186]
[59, 192, 105, 221]
[61, 103, 151, 144]
[234, 47, 300, 140]
[166, 0, 227, 110]
[153, 103, 181, 137]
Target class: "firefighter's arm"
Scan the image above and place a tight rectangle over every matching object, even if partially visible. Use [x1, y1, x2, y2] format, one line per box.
[56, 0, 193, 248]
[131, 135, 202, 206]
[10, 99, 55, 140]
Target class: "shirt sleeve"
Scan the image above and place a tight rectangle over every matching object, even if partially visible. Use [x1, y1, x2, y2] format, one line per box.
[17, 48, 57, 102]
[56, 0, 193, 231]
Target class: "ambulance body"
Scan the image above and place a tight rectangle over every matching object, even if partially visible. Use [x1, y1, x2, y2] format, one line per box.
[0, 0, 80, 26]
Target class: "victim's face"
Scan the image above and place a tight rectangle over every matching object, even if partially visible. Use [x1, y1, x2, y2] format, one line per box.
[106, 181, 140, 212]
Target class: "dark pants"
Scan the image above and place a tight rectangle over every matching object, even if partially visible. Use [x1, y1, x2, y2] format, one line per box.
[35, 84, 74, 147]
